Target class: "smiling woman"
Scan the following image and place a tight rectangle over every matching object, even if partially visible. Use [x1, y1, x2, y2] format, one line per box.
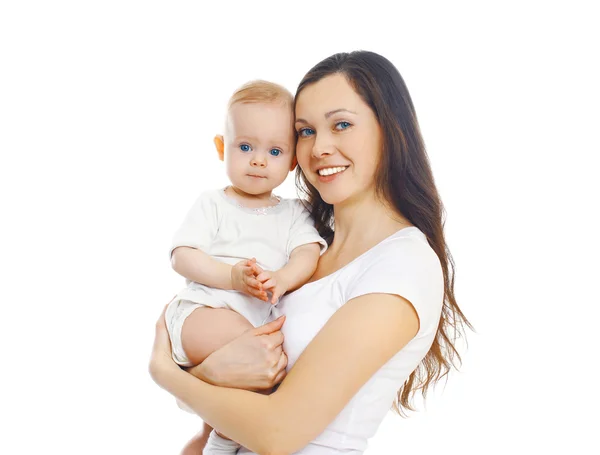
[294, 76, 384, 207]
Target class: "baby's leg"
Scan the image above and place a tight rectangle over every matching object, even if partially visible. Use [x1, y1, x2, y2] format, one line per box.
[179, 308, 251, 454]
[181, 306, 252, 366]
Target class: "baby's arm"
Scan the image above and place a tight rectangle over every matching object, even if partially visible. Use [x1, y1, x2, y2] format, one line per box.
[172, 246, 233, 290]
[279, 243, 321, 291]
[255, 243, 321, 304]
[172, 247, 267, 300]
[170, 192, 265, 295]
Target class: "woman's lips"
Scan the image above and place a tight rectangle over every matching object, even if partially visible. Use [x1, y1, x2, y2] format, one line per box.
[317, 166, 348, 183]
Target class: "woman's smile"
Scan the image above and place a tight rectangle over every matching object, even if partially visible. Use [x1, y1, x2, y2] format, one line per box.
[317, 165, 349, 183]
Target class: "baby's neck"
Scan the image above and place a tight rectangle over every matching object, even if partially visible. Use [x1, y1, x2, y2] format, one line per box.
[225, 185, 280, 208]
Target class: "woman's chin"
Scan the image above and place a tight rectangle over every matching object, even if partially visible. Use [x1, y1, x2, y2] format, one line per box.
[319, 190, 349, 206]
[320, 186, 373, 207]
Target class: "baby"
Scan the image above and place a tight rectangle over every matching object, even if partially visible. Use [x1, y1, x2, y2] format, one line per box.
[165, 80, 326, 452]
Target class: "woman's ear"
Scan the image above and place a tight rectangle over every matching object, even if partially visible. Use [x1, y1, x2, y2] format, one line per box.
[214, 135, 225, 161]
[290, 156, 298, 171]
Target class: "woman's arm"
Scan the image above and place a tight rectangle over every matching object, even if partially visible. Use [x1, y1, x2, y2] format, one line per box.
[150, 293, 419, 455]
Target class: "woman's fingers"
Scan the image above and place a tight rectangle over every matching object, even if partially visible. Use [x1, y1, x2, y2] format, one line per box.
[265, 329, 284, 348]
[272, 353, 288, 385]
[252, 315, 285, 336]
[273, 369, 287, 386]
[278, 351, 288, 371]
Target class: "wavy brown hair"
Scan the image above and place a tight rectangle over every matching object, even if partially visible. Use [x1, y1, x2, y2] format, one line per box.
[294, 51, 473, 415]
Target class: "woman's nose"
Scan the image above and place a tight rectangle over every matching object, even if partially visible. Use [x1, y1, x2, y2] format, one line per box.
[312, 141, 334, 158]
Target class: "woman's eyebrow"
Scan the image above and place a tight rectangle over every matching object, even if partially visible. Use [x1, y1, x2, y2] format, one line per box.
[325, 108, 356, 118]
[295, 108, 357, 125]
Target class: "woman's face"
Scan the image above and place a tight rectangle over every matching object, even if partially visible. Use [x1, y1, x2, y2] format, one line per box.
[294, 73, 383, 206]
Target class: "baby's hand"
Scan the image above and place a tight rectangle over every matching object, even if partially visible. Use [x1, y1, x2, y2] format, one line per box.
[231, 258, 268, 301]
[255, 270, 289, 305]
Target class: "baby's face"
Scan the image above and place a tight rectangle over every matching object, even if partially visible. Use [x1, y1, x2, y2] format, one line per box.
[224, 102, 296, 196]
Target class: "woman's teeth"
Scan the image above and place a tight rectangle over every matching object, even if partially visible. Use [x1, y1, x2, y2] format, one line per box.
[318, 166, 348, 176]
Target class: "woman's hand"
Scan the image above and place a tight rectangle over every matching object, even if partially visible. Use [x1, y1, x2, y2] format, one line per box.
[187, 315, 288, 391]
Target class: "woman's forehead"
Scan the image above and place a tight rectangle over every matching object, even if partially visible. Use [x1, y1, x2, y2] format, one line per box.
[295, 75, 366, 118]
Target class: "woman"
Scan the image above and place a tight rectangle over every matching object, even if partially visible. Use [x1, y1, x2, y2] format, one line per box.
[150, 50, 471, 455]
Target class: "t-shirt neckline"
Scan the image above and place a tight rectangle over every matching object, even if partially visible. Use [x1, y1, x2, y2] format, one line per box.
[303, 226, 423, 288]
[219, 186, 285, 215]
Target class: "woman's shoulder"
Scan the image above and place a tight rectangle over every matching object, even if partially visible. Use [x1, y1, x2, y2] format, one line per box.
[341, 227, 444, 333]
[360, 227, 440, 269]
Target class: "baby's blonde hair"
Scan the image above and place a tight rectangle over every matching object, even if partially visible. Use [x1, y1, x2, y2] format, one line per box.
[227, 80, 294, 109]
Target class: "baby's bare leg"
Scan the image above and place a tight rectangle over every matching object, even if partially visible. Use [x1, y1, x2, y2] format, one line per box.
[181, 307, 253, 366]
[179, 422, 212, 455]
[179, 308, 253, 451]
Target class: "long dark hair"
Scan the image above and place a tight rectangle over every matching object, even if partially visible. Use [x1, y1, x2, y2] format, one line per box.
[294, 51, 473, 415]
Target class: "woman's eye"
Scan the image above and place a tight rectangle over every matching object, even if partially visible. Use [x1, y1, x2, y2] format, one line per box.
[240, 144, 252, 152]
[335, 121, 351, 130]
[298, 128, 315, 137]
[269, 149, 282, 157]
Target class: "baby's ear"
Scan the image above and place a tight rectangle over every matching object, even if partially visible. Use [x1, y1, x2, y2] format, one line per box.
[290, 155, 298, 171]
[214, 135, 225, 161]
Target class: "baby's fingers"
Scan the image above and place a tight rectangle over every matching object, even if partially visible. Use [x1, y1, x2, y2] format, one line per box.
[248, 287, 269, 301]
[243, 265, 256, 276]
[271, 289, 283, 304]
[256, 272, 272, 283]
[244, 275, 262, 290]
[261, 278, 276, 290]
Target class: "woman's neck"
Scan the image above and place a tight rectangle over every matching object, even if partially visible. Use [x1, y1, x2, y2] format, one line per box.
[329, 190, 411, 254]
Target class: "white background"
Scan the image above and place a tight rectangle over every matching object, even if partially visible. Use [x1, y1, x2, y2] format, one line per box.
[1, 1, 599, 454]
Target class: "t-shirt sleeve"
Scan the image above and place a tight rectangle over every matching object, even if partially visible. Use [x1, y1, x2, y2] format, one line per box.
[346, 237, 445, 335]
[286, 200, 328, 257]
[169, 191, 219, 258]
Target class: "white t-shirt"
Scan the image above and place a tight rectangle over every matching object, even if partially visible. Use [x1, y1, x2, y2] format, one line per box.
[238, 227, 444, 455]
[170, 188, 327, 325]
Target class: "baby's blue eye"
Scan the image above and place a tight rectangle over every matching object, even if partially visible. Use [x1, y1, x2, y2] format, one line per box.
[269, 149, 281, 157]
[240, 144, 252, 152]
[298, 128, 315, 137]
[335, 121, 351, 130]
